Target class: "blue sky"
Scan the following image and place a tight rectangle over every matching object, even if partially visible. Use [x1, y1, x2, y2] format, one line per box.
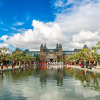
[0, 0, 100, 50]
[0, 0, 55, 36]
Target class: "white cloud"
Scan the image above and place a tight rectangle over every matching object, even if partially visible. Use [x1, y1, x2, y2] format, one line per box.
[0, 35, 8, 41]
[1, 0, 100, 50]
[54, 0, 100, 48]
[54, 0, 64, 8]
[13, 22, 24, 26]
[55, 1, 100, 33]
[2, 20, 67, 49]
[0, 43, 9, 48]
[72, 31, 100, 42]
[2, 29, 9, 31]
[11, 27, 17, 31]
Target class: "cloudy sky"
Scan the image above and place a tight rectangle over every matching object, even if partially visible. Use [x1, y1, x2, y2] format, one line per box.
[0, 0, 100, 51]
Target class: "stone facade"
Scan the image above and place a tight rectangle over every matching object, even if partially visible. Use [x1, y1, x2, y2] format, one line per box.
[24, 44, 88, 62]
[40, 44, 63, 62]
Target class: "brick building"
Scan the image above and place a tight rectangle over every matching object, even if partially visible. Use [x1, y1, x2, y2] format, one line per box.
[40, 44, 63, 62]
[24, 44, 87, 62]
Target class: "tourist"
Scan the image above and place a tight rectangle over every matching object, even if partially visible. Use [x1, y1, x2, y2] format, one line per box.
[1, 63, 3, 69]
[86, 63, 88, 68]
[6, 64, 8, 69]
[89, 64, 92, 69]
[19, 64, 21, 69]
[91, 63, 93, 69]
[84, 64, 86, 68]
[82, 62, 84, 68]
[94, 63, 96, 69]
[12, 63, 13, 68]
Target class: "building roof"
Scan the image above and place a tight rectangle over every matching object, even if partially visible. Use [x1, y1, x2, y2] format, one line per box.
[44, 49, 59, 52]
[40, 44, 43, 48]
[63, 51, 77, 55]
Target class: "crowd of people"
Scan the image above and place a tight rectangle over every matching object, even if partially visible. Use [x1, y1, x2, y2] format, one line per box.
[80, 62, 96, 69]
[66, 61, 97, 69]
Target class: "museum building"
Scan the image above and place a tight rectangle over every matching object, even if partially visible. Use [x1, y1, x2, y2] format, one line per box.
[24, 44, 85, 62]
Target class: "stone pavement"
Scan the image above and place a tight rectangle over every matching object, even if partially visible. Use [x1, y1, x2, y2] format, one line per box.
[0, 64, 100, 73]
[0, 66, 21, 71]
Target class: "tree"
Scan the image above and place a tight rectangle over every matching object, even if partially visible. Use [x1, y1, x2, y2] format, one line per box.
[5, 53, 13, 65]
[91, 47, 98, 65]
[25, 55, 35, 65]
[0, 47, 9, 65]
[91, 41, 100, 65]
[12, 51, 24, 65]
[73, 48, 91, 64]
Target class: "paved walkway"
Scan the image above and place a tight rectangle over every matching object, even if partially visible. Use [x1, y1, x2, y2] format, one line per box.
[0, 65, 100, 73]
[0, 66, 23, 71]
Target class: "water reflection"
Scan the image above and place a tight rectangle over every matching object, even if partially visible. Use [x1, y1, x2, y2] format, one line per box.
[0, 71, 5, 80]
[54, 68, 63, 86]
[0, 66, 100, 90]
[39, 68, 63, 86]
[40, 69, 47, 86]
[0, 66, 100, 100]
[64, 67, 100, 91]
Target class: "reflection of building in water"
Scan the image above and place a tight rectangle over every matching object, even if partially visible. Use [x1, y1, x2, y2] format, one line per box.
[39, 69, 63, 86]
[40, 69, 49, 86]
[0, 71, 5, 80]
[53, 69, 63, 86]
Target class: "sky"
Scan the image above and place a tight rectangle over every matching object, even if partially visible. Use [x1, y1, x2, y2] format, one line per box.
[0, 0, 100, 51]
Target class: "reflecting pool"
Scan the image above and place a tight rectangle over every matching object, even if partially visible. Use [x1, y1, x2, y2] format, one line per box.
[0, 66, 100, 100]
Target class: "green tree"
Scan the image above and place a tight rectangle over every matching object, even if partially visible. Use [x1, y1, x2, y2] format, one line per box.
[25, 55, 34, 65]
[75, 48, 91, 64]
[0, 47, 9, 65]
[12, 51, 24, 66]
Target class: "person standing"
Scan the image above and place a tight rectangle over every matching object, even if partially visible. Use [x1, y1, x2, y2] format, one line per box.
[12, 63, 13, 68]
[1, 63, 3, 69]
[89, 64, 91, 69]
[91, 63, 93, 69]
[94, 63, 96, 69]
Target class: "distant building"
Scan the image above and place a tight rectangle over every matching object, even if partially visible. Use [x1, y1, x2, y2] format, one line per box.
[24, 49, 40, 57]
[24, 44, 83, 62]
[83, 44, 88, 49]
[40, 44, 63, 62]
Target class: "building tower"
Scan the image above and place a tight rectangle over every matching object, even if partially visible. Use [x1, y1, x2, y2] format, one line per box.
[57, 44, 63, 62]
[58, 44, 62, 52]
[56, 44, 59, 49]
[40, 44, 44, 52]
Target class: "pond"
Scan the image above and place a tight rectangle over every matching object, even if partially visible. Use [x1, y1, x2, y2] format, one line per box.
[0, 66, 100, 100]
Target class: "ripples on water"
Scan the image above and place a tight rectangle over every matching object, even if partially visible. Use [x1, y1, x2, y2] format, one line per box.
[0, 66, 100, 100]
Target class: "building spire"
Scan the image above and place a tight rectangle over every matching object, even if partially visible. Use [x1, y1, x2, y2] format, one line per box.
[56, 44, 59, 49]
[44, 43, 47, 49]
[40, 44, 43, 48]
[59, 44, 62, 48]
